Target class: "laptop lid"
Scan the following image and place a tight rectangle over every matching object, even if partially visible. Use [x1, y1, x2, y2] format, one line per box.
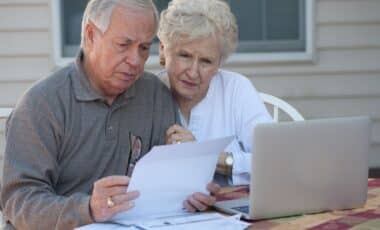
[215, 116, 370, 220]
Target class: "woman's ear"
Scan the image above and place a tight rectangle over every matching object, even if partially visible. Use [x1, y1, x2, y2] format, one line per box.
[159, 42, 164, 52]
[159, 41, 166, 66]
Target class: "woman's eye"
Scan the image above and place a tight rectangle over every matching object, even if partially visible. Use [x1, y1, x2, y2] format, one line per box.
[202, 59, 212, 64]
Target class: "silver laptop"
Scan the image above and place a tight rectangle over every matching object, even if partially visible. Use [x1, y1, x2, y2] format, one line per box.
[214, 116, 370, 220]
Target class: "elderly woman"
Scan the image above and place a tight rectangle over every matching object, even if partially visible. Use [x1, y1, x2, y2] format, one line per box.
[158, 0, 272, 186]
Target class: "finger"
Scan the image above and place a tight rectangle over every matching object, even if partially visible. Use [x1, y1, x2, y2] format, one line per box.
[109, 200, 136, 215]
[183, 199, 196, 212]
[188, 194, 208, 211]
[207, 183, 221, 195]
[182, 132, 196, 142]
[166, 124, 180, 137]
[94, 176, 130, 188]
[170, 132, 194, 143]
[193, 192, 216, 206]
[166, 133, 175, 144]
[171, 124, 184, 131]
[170, 133, 183, 143]
[167, 124, 190, 136]
[106, 186, 129, 197]
[111, 191, 140, 205]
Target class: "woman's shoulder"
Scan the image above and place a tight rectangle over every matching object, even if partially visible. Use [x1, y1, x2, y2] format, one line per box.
[216, 69, 254, 89]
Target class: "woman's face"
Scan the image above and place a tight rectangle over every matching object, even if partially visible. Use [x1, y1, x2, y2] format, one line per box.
[162, 36, 222, 103]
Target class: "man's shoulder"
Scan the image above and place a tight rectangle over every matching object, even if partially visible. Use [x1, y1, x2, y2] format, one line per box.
[17, 63, 74, 109]
[139, 71, 163, 84]
[27, 63, 74, 98]
[135, 71, 171, 94]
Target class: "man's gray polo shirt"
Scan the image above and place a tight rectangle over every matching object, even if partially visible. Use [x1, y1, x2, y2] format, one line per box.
[1, 55, 178, 229]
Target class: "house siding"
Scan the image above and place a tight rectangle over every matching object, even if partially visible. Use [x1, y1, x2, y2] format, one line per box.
[0, 0, 379, 167]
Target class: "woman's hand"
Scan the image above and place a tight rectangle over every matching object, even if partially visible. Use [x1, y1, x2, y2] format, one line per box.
[165, 124, 196, 144]
[183, 183, 221, 212]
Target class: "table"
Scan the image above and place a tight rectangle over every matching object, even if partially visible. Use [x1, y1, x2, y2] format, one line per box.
[216, 179, 380, 229]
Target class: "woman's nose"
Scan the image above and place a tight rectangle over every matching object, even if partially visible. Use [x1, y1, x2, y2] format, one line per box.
[186, 61, 200, 79]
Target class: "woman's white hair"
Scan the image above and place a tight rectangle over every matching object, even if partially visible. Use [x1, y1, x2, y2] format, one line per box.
[80, 0, 159, 47]
[158, 0, 238, 63]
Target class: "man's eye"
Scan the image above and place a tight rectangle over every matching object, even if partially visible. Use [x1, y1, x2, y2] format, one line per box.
[179, 53, 189, 58]
[141, 45, 150, 51]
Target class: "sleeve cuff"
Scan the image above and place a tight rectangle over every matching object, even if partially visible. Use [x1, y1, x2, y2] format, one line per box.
[78, 195, 94, 226]
[231, 151, 251, 185]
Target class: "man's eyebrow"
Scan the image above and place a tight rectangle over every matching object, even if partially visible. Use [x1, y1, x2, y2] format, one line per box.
[115, 37, 153, 46]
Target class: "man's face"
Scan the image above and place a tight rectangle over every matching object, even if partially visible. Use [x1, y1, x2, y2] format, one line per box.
[86, 5, 156, 99]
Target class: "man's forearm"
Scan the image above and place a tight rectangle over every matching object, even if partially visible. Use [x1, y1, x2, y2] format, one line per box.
[2, 187, 93, 230]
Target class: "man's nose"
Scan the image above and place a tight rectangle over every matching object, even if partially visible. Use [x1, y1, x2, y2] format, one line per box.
[124, 48, 142, 67]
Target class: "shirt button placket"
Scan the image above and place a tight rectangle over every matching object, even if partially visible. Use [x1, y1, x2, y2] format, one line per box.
[106, 110, 117, 139]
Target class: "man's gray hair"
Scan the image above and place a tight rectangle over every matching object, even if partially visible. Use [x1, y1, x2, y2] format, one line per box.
[81, 0, 159, 47]
[158, 0, 238, 63]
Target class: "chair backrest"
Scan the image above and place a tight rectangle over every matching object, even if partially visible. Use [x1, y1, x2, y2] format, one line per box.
[0, 108, 12, 119]
[259, 92, 304, 122]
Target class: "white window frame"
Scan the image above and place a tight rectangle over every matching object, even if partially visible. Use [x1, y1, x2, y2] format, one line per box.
[51, 0, 316, 67]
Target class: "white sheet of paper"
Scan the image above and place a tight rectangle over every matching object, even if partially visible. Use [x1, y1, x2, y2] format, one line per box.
[138, 213, 249, 230]
[75, 222, 140, 230]
[112, 136, 233, 222]
[76, 213, 248, 230]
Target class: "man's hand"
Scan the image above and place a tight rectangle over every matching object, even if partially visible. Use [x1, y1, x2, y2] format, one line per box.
[183, 183, 221, 212]
[165, 124, 196, 144]
[90, 176, 140, 222]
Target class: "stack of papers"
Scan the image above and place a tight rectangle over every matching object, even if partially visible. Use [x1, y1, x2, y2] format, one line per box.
[76, 137, 240, 230]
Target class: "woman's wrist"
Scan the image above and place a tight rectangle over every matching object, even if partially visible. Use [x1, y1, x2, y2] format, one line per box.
[216, 152, 233, 176]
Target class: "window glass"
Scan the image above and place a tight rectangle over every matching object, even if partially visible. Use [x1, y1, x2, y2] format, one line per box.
[59, 0, 305, 57]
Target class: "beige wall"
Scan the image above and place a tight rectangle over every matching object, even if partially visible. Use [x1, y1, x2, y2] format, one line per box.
[220, 0, 380, 166]
[0, 0, 380, 166]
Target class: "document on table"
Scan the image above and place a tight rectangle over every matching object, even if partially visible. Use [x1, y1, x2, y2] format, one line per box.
[113, 136, 234, 223]
[76, 213, 249, 230]
[137, 213, 250, 230]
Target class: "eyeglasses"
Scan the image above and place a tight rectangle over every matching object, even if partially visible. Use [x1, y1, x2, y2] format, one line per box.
[126, 132, 142, 177]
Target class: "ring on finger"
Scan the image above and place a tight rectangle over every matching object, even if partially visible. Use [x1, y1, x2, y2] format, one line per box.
[107, 196, 115, 208]
[172, 139, 181, 144]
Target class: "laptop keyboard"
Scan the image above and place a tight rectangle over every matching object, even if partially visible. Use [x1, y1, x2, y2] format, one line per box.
[231, 206, 249, 214]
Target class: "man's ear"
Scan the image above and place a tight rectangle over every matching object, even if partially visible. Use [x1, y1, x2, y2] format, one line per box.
[84, 22, 96, 50]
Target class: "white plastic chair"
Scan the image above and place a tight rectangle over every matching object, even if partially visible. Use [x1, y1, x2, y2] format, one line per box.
[259, 92, 304, 122]
[0, 108, 12, 119]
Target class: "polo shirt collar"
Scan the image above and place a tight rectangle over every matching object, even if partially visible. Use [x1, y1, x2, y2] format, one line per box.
[72, 51, 136, 102]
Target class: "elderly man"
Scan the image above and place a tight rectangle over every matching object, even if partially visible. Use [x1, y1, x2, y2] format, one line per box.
[0, 0, 218, 229]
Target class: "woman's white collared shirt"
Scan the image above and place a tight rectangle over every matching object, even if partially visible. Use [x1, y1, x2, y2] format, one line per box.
[160, 69, 272, 185]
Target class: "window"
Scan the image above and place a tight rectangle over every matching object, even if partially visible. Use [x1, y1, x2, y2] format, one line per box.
[60, 0, 87, 57]
[52, 0, 314, 65]
[156, 0, 306, 53]
[230, 0, 306, 53]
